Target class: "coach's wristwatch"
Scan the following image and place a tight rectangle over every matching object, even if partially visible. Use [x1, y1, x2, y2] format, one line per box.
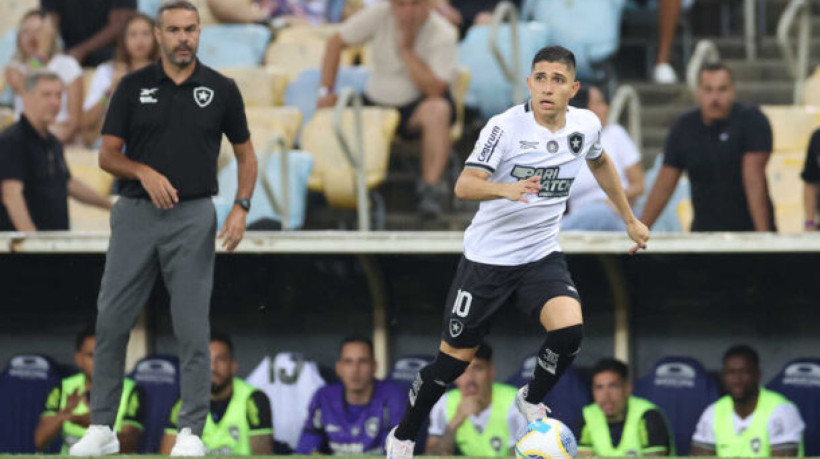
[234, 198, 251, 212]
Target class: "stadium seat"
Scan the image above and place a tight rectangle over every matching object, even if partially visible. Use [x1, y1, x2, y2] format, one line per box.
[301, 106, 399, 209]
[387, 354, 434, 390]
[449, 67, 471, 142]
[284, 66, 369, 132]
[189, 0, 218, 25]
[633, 356, 720, 456]
[767, 358, 820, 456]
[505, 355, 590, 433]
[803, 66, 820, 107]
[0, 30, 16, 105]
[137, 0, 161, 18]
[0, 354, 62, 453]
[761, 105, 820, 155]
[127, 355, 180, 454]
[521, 0, 625, 82]
[82, 68, 96, 100]
[767, 152, 805, 233]
[0, 0, 37, 39]
[219, 66, 289, 107]
[458, 22, 550, 119]
[198, 24, 271, 68]
[64, 148, 114, 231]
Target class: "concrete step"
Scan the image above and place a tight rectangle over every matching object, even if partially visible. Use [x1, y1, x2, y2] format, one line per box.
[640, 105, 693, 128]
[711, 35, 820, 60]
[627, 80, 795, 106]
[726, 58, 816, 82]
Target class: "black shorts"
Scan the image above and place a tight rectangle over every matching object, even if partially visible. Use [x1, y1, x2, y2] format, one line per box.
[362, 93, 456, 139]
[441, 252, 581, 349]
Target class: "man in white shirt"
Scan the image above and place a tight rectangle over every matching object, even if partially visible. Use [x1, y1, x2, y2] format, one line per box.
[383, 46, 650, 459]
[691, 345, 804, 457]
[563, 85, 645, 231]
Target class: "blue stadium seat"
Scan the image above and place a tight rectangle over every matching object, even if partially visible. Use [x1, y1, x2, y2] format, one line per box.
[505, 355, 590, 433]
[458, 22, 549, 119]
[198, 24, 271, 68]
[137, 0, 161, 18]
[0, 30, 17, 106]
[284, 67, 369, 131]
[521, 0, 625, 82]
[128, 355, 180, 454]
[633, 154, 691, 232]
[767, 358, 820, 456]
[326, 0, 347, 23]
[215, 150, 314, 230]
[0, 355, 63, 453]
[633, 356, 719, 455]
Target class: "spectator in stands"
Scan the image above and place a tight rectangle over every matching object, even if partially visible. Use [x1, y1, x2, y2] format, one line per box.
[33, 326, 145, 453]
[296, 335, 405, 455]
[80, 13, 159, 147]
[208, 0, 337, 26]
[563, 85, 644, 231]
[0, 71, 112, 232]
[578, 358, 674, 456]
[801, 129, 820, 231]
[691, 345, 805, 456]
[160, 332, 274, 455]
[5, 10, 83, 144]
[318, 0, 458, 217]
[633, 0, 694, 84]
[433, 0, 520, 38]
[426, 342, 524, 456]
[41, 0, 136, 67]
[640, 62, 775, 232]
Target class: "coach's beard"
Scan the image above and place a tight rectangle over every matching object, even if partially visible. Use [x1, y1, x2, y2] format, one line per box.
[165, 44, 196, 67]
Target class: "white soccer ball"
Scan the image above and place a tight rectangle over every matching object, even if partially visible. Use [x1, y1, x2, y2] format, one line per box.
[515, 417, 577, 459]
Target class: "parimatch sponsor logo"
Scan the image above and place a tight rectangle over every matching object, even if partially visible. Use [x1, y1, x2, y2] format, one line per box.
[511, 165, 573, 197]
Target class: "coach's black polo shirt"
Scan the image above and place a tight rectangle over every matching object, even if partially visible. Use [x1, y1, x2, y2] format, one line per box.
[0, 116, 70, 230]
[663, 103, 774, 231]
[102, 60, 250, 200]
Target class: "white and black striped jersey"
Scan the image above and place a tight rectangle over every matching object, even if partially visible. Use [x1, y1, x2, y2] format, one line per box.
[463, 103, 603, 266]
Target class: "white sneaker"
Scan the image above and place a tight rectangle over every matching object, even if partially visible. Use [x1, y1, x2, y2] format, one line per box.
[515, 386, 551, 424]
[68, 425, 119, 456]
[652, 63, 679, 84]
[170, 428, 206, 456]
[385, 427, 415, 459]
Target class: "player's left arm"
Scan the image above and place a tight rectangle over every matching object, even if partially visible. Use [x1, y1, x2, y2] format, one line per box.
[587, 151, 649, 253]
[248, 391, 274, 454]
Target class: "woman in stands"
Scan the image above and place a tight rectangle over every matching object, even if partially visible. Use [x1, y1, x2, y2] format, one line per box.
[80, 14, 159, 147]
[4, 10, 83, 144]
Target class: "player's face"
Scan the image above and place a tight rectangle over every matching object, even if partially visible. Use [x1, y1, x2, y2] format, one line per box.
[587, 86, 609, 125]
[75, 336, 95, 379]
[25, 78, 63, 124]
[591, 371, 630, 418]
[526, 61, 580, 120]
[210, 341, 237, 394]
[722, 355, 760, 403]
[125, 17, 155, 62]
[454, 358, 494, 399]
[155, 8, 200, 68]
[696, 69, 735, 121]
[336, 342, 376, 393]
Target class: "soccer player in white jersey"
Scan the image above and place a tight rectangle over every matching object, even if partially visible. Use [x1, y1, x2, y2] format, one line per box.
[384, 46, 651, 459]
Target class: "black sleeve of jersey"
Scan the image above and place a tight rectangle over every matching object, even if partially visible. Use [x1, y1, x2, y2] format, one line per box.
[248, 390, 273, 432]
[122, 384, 146, 429]
[743, 107, 774, 153]
[101, 76, 131, 140]
[0, 131, 26, 182]
[221, 80, 251, 144]
[802, 129, 820, 183]
[641, 409, 673, 451]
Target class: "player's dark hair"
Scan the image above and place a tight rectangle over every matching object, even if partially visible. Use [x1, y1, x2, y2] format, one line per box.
[156, 0, 199, 26]
[475, 341, 493, 362]
[75, 324, 96, 351]
[698, 61, 734, 84]
[210, 331, 234, 358]
[592, 358, 629, 381]
[723, 344, 759, 368]
[340, 335, 374, 358]
[531, 46, 576, 74]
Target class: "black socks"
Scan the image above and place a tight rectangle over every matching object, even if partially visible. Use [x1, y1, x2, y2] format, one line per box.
[525, 324, 584, 404]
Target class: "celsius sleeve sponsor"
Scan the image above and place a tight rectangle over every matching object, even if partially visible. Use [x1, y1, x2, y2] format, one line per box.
[511, 165, 574, 198]
[478, 126, 503, 162]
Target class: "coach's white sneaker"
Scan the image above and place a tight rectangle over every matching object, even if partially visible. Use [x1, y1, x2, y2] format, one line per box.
[385, 427, 415, 459]
[68, 425, 119, 456]
[170, 428, 206, 456]
[515, 386, 552, 423]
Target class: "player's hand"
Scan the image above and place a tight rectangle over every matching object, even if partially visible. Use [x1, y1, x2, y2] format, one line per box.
[452, 395, 481, 427]
[63, 388, 84, 413]
[502, 176, 541, 203]
[626, 219, 650, 254]
[219, 206, 247, 252]
[137, 166, 179, 210]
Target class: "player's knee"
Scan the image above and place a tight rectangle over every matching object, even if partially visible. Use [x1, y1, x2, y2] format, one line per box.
[421, 351, 470, 384]
[546, 324, 584, 354]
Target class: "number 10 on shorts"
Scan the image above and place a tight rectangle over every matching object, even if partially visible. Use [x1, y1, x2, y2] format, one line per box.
[452, 289, 473, 318]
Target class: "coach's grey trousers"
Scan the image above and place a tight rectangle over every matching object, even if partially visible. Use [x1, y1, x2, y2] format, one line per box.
[91, 196, 216, 436]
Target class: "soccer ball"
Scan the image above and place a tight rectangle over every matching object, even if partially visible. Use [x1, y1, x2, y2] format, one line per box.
[515, 417, 577, 459]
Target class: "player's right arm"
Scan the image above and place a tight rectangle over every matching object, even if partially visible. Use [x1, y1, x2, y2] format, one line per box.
[454, 169, 541, 202]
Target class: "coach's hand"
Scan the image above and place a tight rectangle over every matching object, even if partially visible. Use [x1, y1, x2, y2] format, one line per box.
[626, 219, 650, 254]
[219, 207, 247, 252]
[503, 176, 541, 203]
[137, 166, 179, 209]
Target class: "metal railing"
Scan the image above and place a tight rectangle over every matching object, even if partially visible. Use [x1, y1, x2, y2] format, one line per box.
[744, 0, 758, 61]
[259, 134, 291, 230]
[777, 0, 811, 105]
[686, 39, 720, 91]
[489, 1, 523, 105]
[332, 88, 369, 231]
[608, 85, 643, 154]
